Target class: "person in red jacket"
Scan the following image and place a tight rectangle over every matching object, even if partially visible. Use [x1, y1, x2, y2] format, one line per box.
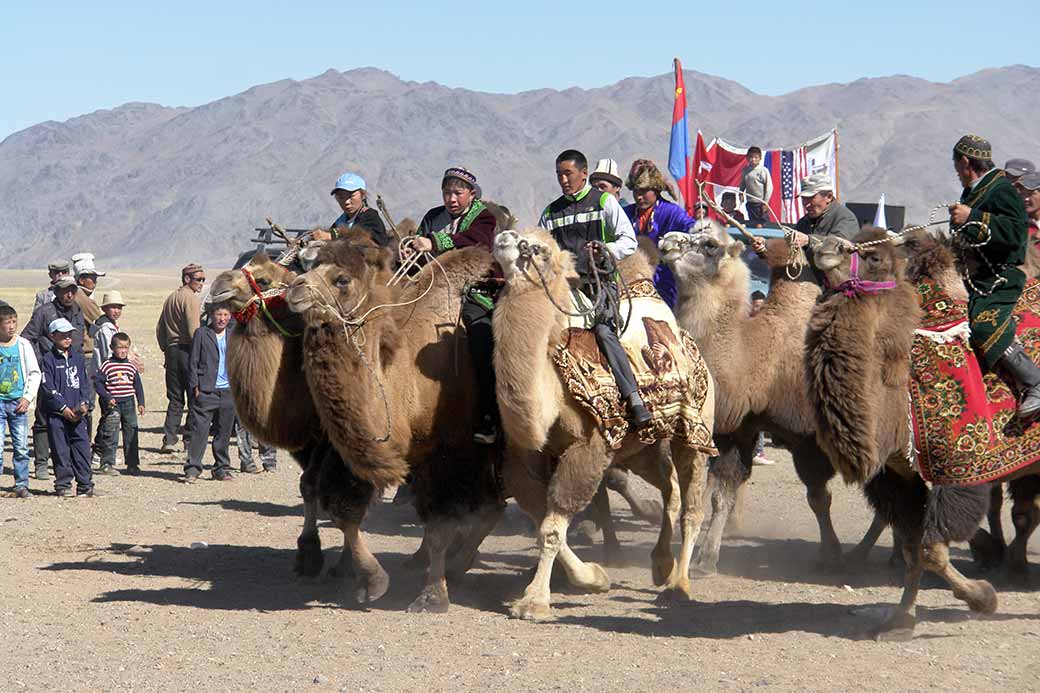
[412, 167, 500, 444]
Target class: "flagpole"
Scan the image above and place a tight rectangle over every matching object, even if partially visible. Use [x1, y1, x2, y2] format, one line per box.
[833, 127, 841, 200]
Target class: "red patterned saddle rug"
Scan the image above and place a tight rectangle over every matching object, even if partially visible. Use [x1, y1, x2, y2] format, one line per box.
[551, 279, 717, 454]
[909, 279, 1040, 485]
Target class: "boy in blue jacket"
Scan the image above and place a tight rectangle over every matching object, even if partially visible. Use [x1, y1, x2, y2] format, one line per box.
[40, 318, 94, 497]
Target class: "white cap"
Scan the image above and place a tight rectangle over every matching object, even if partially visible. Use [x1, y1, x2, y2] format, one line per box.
[589, 158, 623, 188]
[799, 174, 834, 198]
[71, 252, 106, 278]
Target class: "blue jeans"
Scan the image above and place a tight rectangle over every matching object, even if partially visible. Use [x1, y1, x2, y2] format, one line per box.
[1, 400, 30, 488]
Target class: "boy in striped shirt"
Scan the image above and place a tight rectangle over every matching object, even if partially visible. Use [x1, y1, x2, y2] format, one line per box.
[94, 332, 145, 476]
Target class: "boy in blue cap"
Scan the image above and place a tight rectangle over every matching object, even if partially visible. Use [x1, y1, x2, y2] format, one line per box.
[309, 172, 390, 246]
[39, 318, 95, 497]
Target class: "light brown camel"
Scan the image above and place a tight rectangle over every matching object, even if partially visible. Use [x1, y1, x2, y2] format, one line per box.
[286, 239, 505, 613]
[658, 224, 886, 573]
[208, 250, 383, 599]
[806, 226, 1040, 639]
[491, 229, 716, 620]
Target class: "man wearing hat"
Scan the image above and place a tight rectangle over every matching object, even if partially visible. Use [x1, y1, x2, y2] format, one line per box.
[22, 279, 85, 480]
[590, 159, 629, 206]
[622, 159, 695, 307]
[39, 317, 94, 496]
[156, 264, 204, 453]
[71, 253, 104, 452]
[1019, 172, 1040, 238]
[1004, 158, 1036, 187]
[33, 260, 71, 312]
[310, 172, 390, 246]
[413, 166, 501, 443]
[949, 134, 1038, 420]
[791, 173, 859, 246]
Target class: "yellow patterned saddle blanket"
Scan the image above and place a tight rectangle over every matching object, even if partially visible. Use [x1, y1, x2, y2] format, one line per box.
[551, 278, 717, 453]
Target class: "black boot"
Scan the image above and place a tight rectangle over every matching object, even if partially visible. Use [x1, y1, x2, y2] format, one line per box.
[627, 392, 653, 429]
[999, 341, 1040, 423]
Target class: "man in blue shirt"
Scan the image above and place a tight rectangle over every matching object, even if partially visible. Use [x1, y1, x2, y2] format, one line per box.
[184, 303, 235, 482]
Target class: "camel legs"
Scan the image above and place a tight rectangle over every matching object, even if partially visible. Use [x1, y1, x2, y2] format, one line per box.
[407, 520, 455, 614]
[509, 441, 612, 621]
[294, 453, 324, 578]
[969, 484, 1008, 571]
[658, 444, 709, 601]
[845, 511, 889, 566]
[606, 467, 663, 524]
[1008, 476, 1040, 582]
[445, 502, 506, 581]
[335, 519, 388, 604]
[790, 438, 843, 570]
[692, 438, 748, 576]
[868, 532, 925, 641]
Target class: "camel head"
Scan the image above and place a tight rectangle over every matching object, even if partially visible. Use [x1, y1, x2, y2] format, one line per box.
[658, 220, 744, 284]
[286, 239, 381, 326]
[493, 228, 577, 286]
[209, 252, 296, 314]
[816, 226, 907, 291]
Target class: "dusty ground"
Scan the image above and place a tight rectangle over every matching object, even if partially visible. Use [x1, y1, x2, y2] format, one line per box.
[0, 270, 1037, 692]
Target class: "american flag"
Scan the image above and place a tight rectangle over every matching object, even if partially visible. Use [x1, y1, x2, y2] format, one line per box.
[779, 148, 808, 223]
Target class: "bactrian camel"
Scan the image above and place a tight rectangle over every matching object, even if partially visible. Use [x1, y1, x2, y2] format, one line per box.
[209, 250, 381, 597]
[287, 239, 504, 613]
[659, 223, 886, 573]
[806, 227, 1040, 639]
[492, 229, 717, 620]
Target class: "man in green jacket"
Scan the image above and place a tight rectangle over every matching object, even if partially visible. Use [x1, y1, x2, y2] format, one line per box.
[949, 134, 1038, 421]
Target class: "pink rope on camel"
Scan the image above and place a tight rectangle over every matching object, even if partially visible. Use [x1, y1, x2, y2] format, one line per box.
[829, 252, 897, 297]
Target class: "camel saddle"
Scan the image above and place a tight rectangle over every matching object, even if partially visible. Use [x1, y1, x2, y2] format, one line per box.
[909, 278, 1040, 485]
[551, 278, 717, 453]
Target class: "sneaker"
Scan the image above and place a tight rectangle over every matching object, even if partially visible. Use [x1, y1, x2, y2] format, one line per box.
[183, 471, 200, 484]
[91, 452, 102, 470]
[123, 466, 142, 476]
[35, 467, 50, 481]
[98, 464, 119, 477]
[262, 465, 277, 473]
[159, 443, 178, 455]
[77, 487, 100, 498]
[752, 455, 776, 466]
[14, 487, 31, 499]
[240, 465, 261, 475]
[55, 488, 74, 497]
[473, 417, 498, 445]
[212, 469, 234, 481]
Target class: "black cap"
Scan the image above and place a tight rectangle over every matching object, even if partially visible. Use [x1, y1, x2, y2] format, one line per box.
[1005, 158, 1036, 177]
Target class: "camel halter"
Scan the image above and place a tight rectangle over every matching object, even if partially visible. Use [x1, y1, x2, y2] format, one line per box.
[826, 252, 897, 297]
[232, 267, 300, 338]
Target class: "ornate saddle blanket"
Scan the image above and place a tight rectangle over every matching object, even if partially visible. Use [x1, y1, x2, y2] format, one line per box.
[908, 279, 1040, 485]
[551, 278, 717, 453]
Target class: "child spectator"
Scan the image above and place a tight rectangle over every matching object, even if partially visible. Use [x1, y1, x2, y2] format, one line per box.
[740, 146, 773, 227]
[721, 191, 746, 223]
[236, 418, 277, 473]
[90, 291, 125, 369]
[0, 303, 41, 498]
[94, 332, 145, 476]
[184, 303, 235, 483]
[40, 318, 95, 497]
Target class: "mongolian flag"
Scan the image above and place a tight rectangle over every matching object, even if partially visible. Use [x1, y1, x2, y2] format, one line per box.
[668, 58, 695, 215]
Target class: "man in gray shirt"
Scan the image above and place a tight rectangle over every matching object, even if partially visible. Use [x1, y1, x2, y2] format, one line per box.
[791, 174, 859, 246]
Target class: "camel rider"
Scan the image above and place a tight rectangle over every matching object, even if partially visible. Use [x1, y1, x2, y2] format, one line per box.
[309, 172, 390, 246]
[949, 134, 1038, 421]
[538, 149, 652, 428]
[412, 167, 501, 444]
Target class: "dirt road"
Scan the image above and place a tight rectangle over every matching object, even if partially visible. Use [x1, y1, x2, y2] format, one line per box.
[0, 271, 1036, 692]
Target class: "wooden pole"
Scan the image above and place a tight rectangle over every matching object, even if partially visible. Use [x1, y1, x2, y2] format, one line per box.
[833, 127, 841, 201]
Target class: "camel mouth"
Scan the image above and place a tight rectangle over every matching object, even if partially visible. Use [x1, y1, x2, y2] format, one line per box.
[286, 280, 316, 314]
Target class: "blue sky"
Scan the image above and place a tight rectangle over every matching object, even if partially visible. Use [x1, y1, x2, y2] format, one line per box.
[1, 0, 1034, 140]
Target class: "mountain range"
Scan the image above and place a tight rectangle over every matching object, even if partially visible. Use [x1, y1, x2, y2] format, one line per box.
[1, 64, 1037, 268]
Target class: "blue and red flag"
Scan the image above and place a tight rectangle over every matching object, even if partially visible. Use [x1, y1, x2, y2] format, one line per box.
[667, 58, 695, 215]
